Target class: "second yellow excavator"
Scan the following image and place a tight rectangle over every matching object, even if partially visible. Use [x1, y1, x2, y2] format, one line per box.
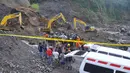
[73, 17, 96, 32]
[73, 17, 87, 30]
[41, 13, 66, 32]
[0, 12, 22, 26]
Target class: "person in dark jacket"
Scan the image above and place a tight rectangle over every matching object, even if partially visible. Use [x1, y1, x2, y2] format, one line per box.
[42, 42, 47, 59]
[38, 43, 43, 58]
[58, 46, 62, 56]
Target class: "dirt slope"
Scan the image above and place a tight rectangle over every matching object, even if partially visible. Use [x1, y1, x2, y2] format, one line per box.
[0, 31, 52, 73]
[0, 0, 30, 8]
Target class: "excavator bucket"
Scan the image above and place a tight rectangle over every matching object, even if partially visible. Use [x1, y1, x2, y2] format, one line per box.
[39, 27, 50, 33]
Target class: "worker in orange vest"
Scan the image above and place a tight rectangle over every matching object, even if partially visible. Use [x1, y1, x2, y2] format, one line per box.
[43, 33, 49, 38]
[76, 36, 81, 49]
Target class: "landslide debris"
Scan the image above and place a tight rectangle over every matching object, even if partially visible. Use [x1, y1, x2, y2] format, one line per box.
[0, 0, 30, 8]
[0, 32, 52, 73]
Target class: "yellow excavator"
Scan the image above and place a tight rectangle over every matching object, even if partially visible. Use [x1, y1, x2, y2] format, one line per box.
[73, 17, 96, 32]
[0, 12, 22, 30]
[0, 12, 22, 26]
[41, 13, 66, 33]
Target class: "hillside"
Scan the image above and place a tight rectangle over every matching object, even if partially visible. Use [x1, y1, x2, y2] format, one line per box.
[40, 0, 130, 24]
[0, 0, 30, 8]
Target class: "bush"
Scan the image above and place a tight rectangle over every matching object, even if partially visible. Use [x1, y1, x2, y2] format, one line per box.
[72, 0, 130, 23]
[31, 3, 39, 12]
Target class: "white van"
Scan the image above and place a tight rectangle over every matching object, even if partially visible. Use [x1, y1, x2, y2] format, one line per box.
[84, 44, 130, 60]
[79, 51, 130, 73]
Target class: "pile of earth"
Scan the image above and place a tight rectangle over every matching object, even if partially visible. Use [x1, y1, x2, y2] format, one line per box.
[0, 0, 30, 8]
[0, 31, 54, 73]
[0, 4, 53, 73]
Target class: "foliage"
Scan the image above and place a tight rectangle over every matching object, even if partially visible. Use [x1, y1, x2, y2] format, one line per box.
[31, 3, 39, 12]
[72, 0, 130, 23]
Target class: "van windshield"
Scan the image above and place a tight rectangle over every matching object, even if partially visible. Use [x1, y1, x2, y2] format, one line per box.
[116, 70, 126, 73]
[84, 63, 114, 73]
[75, 50, 86, 55]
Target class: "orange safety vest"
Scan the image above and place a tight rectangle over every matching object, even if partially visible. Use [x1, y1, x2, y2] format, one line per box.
[76, 42, 80, 48]
[76, 37, 81, 48]
[76, 36, 80, 40]
[44, 34, 49, 38]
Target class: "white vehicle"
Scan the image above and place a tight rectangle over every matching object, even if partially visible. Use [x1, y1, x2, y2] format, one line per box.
[79, 51, 130, 73]
[64, 50, 88, 58]
[127, 47, 130, 52]
[84, 44, 130, 59]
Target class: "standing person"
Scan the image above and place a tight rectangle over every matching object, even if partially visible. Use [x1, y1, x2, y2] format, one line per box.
[59, 53, 65, 67]
[38, 43, 43, 58]
[57, 46, 62, 56]
[43, 33, 49, 38]
[46, 47, 53, 65]
[53, 50, 59, 62]
[65, 56, 73, 70]
[76, 36, 81, 49]
[42, 42, 47, 59]
[64, 43, 71, 54]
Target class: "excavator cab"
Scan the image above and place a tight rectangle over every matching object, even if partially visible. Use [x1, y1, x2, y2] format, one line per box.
[42, 13, 66, 32]
[85, 26, 96, 32]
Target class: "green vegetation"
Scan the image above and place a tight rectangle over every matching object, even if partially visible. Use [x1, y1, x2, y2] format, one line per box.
[31, 3, 39, 12]
[72, 0, 130, 23]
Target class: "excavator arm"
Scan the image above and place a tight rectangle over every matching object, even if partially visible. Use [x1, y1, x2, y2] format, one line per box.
[47, 13, 66, 30]
[73, 17, 87, 30]
[73, 17, 96, 32]
[0, 12, 22, 26]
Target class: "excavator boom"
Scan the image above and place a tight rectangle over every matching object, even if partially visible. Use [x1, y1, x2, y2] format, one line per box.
[47, 13, 66, 30]
[73, 17, 96, 32]
[73, 17, 86, 30]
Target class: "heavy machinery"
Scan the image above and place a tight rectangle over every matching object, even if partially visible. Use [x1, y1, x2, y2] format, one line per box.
[42, 13, 66, 33]
[0, 12, 22, 26]
[73, 17, 87, 30]
[73, 17, 96, 32]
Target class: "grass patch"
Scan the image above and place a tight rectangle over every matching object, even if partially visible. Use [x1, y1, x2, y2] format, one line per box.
[31, 3, 39, 12]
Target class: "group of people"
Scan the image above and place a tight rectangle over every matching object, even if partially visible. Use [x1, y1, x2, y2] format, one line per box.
[37, 31, 87, 70]
[43, 31, 85, 49]
[38, 41, 75, 67]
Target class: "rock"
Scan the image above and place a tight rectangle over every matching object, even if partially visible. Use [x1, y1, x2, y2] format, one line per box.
[127, 31, 130, 36]
[46, 67, 52, 72]
[108, 38, 117, 43]
[0, 0, 30, 8]
[120, 27, 127, 33]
